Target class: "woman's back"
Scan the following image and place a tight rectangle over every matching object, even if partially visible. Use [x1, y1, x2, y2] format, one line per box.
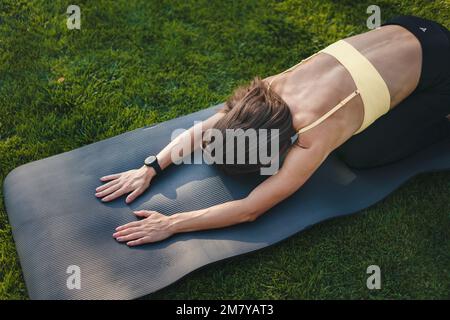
[345, 25, 422, 106]
[267, 24, 423, 147]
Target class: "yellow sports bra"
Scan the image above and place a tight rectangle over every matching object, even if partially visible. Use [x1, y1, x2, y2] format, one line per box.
[268, 40, 391, 135]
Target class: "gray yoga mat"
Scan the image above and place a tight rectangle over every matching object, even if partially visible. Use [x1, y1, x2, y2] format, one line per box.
[3, 104, 450, 299]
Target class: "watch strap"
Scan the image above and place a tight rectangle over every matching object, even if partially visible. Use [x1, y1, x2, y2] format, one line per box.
[152, 158, 163, 175]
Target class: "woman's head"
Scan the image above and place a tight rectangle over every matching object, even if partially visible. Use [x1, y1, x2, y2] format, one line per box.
[202, 77, 296, 175]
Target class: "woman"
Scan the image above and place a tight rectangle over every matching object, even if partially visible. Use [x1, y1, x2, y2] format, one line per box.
[95, 16, 450, 246]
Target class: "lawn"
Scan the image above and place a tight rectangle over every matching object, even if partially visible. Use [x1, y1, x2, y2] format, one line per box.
[0, 0, 449, 299]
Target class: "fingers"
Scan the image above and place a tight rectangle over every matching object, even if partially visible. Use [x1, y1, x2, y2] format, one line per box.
[115, 220, 143, 231]
[114, 210, 154, 231]
[134, 210, 154, 218]
[113, 211, 164, 246]
[115, 232, 148, 243]
[95, 179, 120, 193]
[100, 173, 121, 182]
[95, 182, 122, 199]
[125, 187, 145, 204]
[113, 226, 142, 238]
[101, 186, 128, 202]
[127, 236, 152, 247]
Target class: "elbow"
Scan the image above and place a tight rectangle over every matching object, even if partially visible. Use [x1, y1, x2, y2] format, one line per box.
[239, 199, 262, 223]
[241, 211, 259, 223]
[245, 212, 259, 222]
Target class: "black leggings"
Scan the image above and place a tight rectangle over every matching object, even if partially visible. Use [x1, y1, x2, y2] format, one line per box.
[337, 16, 450, 169]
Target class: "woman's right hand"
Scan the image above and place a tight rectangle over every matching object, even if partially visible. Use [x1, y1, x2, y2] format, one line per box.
[95, 166, 155, 203]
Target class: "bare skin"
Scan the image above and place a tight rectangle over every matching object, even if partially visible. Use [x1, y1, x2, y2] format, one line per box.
[97, 25, 442, 246]
[266, 24, 422, 149]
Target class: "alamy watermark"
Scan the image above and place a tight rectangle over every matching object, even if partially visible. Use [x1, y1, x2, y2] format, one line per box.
[170, 122, 281, 176]
[366, 5, 381, 29]
[67, 5, 81, 30]
[366, 265, 381, 290]
[66, 265, 81, 290]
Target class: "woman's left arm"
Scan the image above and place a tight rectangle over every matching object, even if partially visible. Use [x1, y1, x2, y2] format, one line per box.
[113, 142, 329, 246]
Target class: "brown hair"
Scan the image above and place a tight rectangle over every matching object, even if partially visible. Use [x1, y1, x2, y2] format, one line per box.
[203, 77, 296, 175]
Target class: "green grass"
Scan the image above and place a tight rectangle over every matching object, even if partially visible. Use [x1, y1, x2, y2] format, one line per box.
[0, 0, 449, 300]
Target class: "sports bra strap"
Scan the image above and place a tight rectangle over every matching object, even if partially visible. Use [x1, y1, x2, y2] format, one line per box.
[267, 50, 361, 135]
[297, 90, 360, 134]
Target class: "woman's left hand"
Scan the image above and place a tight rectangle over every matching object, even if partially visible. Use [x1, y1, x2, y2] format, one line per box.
[113, 210, 174, 246]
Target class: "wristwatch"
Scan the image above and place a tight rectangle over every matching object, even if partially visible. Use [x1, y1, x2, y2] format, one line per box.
[144, 155, 162, 175]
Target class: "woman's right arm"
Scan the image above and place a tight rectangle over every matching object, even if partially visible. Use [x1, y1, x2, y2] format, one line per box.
[95, 112, 225, 203]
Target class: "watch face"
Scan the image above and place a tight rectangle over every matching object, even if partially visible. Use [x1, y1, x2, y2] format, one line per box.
[144, 155, 156, 166]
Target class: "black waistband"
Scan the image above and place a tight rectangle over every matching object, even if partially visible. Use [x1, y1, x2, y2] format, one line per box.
[382, 15, 450, 92]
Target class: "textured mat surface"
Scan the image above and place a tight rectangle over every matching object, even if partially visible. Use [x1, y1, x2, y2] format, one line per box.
[3, 104, 450, 299]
